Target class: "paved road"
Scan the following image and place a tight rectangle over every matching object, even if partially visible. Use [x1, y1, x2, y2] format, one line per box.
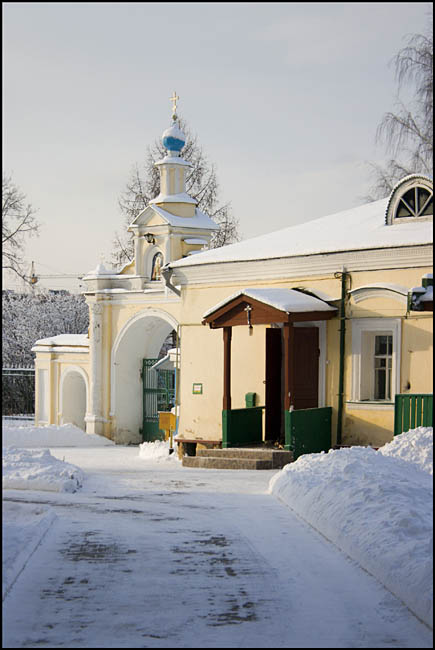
[2, 448, 432, 648]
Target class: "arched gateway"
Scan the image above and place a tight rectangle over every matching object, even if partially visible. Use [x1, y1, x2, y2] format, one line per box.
[32, 103, 217, 443]
[110, 310, 178, 444]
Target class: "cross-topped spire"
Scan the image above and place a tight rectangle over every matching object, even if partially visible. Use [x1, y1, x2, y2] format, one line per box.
[170, 91, 179, 120]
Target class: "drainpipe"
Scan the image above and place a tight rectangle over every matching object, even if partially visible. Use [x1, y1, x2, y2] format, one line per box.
[174, 325, 181, 441]
[334, 270, 349, 446]
[161, 266, 181, 297]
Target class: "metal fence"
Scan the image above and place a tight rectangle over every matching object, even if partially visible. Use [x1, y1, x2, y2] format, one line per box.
[394, 393, 433, 435]
[2, 367, 35, 416]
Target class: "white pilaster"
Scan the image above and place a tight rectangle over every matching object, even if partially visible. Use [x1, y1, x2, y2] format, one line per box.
[85, 302, 105, 435]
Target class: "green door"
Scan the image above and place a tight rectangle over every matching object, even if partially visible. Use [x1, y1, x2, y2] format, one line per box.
[141, 359, 175, 441]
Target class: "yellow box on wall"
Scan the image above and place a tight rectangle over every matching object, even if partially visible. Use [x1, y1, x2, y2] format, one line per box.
[159, 412, 176, 432]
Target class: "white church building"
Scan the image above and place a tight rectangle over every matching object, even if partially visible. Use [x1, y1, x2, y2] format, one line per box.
[32, 104, 433, 457]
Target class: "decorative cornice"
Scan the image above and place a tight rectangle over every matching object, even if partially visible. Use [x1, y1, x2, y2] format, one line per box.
[170, 245, 433, 287]
[32, 346, 90, 354]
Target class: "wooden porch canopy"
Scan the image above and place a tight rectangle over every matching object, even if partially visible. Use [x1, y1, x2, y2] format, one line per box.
[202, 288, 337, 411]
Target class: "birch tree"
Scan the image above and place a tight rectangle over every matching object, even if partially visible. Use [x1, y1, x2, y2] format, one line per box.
[367, 18, 433, 200]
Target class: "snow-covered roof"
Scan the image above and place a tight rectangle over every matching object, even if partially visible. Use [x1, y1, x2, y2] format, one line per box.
[155, 155, 191, 167]
[183, 238, 208, 245]
[149, 205, 218, 231]
[151, 348, 179, 371]
[420, 285, 433, 303]
[203, 288, 336, 319]
[349, 282, 409, 296]
[83, 263, 115, 278]
[32, 334, 89, 348]
[169, 197, 433, 269]
[150, 192, 197, 205]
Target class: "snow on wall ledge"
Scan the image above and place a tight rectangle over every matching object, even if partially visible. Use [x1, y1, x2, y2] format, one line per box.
[269, 428, 433, 628]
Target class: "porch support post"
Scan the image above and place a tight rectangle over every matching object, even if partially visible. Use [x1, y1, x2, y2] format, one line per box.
[223, 326, 232, 411]
[283, 321, 295, 410]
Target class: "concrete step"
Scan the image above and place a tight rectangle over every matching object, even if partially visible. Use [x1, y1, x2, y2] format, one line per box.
[182, 456, 274, 470]
[196, 447, 293, 468]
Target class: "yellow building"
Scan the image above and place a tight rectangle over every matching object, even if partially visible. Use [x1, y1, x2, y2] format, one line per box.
[33, 112, 433, 455]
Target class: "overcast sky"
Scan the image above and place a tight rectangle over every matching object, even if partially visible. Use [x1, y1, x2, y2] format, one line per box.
[3, 2, 431, 292]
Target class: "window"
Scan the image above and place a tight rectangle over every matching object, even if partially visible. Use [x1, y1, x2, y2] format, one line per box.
[386, 175, 433, 225]
[373, 335, 393, 400]
[395, 186, 433, 219]
[351, 319, 401, 403]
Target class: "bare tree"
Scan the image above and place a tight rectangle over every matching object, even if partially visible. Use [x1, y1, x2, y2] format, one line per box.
[366, 17, 433, 200]
[2, 175, 39, 282]
[112, 119, 240, 267]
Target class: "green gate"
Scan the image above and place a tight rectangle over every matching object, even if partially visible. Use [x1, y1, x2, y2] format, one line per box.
[284, 407, 332, 460]
[140, 359, 176, 442]
[394, 393, 433, 436]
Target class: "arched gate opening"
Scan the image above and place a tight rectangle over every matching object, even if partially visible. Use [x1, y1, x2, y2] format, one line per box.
[111, 310, 178, 444]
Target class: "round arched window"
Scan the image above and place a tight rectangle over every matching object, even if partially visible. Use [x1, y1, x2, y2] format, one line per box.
[385, 175, 433, 225]
[395, 186, 433, 218]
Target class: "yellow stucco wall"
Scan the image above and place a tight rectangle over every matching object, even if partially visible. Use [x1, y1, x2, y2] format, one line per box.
[175, 266, 432, 447]
[34, 263, 432, 448]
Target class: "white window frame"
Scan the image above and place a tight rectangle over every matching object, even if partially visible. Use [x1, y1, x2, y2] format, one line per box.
[351, 318, 401, 403]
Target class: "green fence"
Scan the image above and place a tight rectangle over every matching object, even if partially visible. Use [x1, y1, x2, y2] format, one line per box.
[285, 407, 332, 460]
[222, 407, 264, 448]
[394, 393, 433, 436]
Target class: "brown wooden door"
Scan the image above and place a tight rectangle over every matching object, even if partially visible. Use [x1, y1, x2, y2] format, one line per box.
[293, 327, 319, 410]
[265, 327, 282, 441]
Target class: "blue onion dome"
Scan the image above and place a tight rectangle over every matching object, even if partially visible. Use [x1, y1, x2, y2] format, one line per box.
[162, 120, 186, 155]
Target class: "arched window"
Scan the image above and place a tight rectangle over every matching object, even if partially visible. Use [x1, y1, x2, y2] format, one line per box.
[151, 252, 163, 281]
[395, 186, 432, 218]
[386, 175, 433, 225]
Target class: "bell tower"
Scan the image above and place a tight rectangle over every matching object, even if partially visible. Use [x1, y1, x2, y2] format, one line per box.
[126, 93, 218, 285]
[149, 93, 196, 218]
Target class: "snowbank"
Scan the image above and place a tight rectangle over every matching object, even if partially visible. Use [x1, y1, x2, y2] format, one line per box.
[2, 423, 115, 448]
[2, 447, 84, 493]
[138, 439, 181, 463]
[378, 426, 433, 474]
[1, 426, 180, 496]
[269, 428, 433, 628]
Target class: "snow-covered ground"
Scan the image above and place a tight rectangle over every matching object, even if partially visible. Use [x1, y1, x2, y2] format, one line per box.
[270, 426, 433, 628]
[2, 422, 433, 646]
[2, 422, 116, 448]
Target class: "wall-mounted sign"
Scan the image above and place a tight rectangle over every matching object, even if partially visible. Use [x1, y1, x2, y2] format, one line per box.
[192, 383, 203, 395]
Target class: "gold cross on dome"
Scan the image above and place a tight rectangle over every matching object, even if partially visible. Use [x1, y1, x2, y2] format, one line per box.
[170, 91, 179, 116]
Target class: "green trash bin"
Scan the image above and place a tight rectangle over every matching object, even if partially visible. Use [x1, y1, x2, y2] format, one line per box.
[245, 392, 257, 408]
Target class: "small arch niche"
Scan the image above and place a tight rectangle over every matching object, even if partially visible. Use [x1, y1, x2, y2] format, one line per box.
[61, 370, 87, 431]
